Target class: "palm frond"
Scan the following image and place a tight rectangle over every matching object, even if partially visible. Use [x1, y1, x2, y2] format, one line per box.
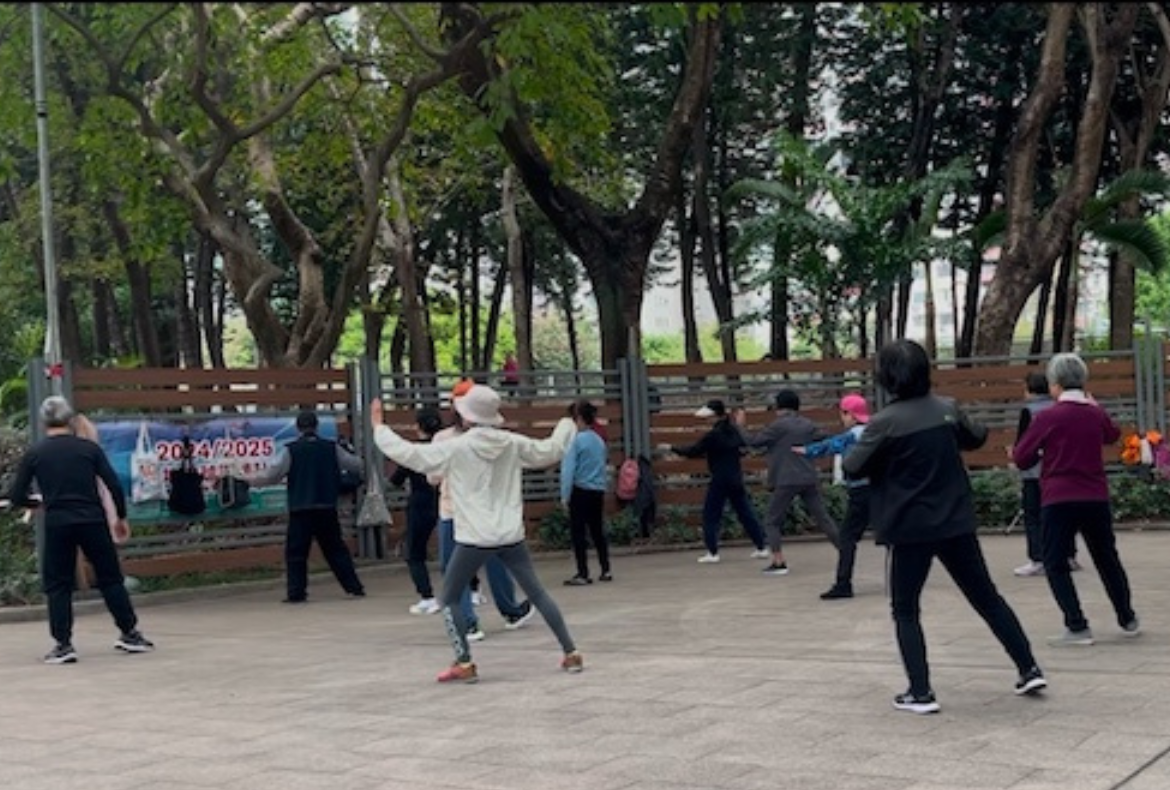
[1090, 219, 1170, 274]
[972, 210, 1006, 251]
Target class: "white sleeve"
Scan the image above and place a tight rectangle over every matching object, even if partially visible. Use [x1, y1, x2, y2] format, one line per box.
[373, 425, 454, 476]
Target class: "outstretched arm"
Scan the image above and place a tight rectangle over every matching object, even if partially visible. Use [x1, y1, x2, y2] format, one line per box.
[517, 417, 577, 469]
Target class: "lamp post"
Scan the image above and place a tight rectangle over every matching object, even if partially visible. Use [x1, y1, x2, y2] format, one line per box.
[31, 3, 63, 396]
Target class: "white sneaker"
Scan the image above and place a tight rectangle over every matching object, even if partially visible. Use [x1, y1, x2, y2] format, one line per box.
[697, 553, 720, 564]
[1013, 561, 1045, 577]
[471, 591, 487, 607]
[749, 548, 770, 559]
[466, 626, 486, 642]
[409, 598, 440, 615]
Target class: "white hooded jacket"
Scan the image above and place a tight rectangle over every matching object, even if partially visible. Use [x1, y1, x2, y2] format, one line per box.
[374, 417, 576, 547]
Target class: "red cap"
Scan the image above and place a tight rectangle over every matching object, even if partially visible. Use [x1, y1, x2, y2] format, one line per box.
[839, 394, 870, 423]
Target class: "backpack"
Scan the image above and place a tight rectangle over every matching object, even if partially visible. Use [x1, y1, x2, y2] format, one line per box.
[616, 457, 640, 502]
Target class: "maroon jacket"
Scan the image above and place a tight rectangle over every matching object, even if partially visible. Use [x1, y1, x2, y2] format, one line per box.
[1012, 396, 1120, 506]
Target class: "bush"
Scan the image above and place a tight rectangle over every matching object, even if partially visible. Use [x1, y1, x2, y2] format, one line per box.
[537, 506, 571, 550]
[970, 469, 1022, 528]
[0, 512, 38, 605]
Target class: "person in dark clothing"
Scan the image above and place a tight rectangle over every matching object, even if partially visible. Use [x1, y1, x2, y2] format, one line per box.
[1012, 352, 1139, 646]
[661, 399, 767, 564]
[2, 396, 154, 664]
[844, 340, 1046, 714]
[250, 410, 366, 603]
[391, 407, 443, 615]
[733, 389, 839, 576]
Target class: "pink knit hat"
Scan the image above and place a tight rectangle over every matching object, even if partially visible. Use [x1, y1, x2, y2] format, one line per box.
[839, 394, 870, 424]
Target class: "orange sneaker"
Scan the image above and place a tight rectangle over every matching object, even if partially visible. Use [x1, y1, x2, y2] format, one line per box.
[437, 662, 478, 683]
[560, 651, 584, 673]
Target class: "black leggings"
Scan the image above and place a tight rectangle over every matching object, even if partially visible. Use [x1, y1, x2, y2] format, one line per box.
[889, 533, 1036, 696]
[569, 487, 609, 578]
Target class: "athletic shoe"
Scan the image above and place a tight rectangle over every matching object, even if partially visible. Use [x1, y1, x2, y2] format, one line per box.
[697, 553, 720, 564]
[1014, 666, 1047, 696]
[599, 571, 613, 582]
[563, 575, 593, 586]
[820, 584, 853, 599]
[466, 626, 486, 642]
[761, 562, 789, 576]
[44, 643, 78, 665]
[347, 589, 366, 598]
[471, 591, 488, 607]
[892, 691, 940, 714]
[436, 662, 478, 683]
[1013, 561, 1045, 577]
[1048, 628, 1094, 647]
[282, 596, 307, 604]
[409, 598, 441, 615]
[115, 631, 155, 653]
[504, 601, 536, 631]
[560, 651, 585, 673]
[749, 547, 770, 559]
[1122, 618, 1142, 638]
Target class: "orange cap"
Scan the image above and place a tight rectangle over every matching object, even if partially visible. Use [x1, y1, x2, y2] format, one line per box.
[451, 378, 474, 399]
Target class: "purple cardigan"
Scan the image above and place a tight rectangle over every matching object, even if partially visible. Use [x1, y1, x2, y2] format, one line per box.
[1012, 397, 1121, 505]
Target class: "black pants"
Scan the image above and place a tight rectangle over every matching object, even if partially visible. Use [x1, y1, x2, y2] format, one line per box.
[702, 479, 766, 555]
[1042, 500, 1135, 632]
[1021, 479, 1043, 562]
[889, 533, 1036, 696]
[42, 520, 137, 645]
[834, 485, 871, 587]
[569, 487, 610, 578]
[404, 501, 438, 599]
[286, 508, 364, 599]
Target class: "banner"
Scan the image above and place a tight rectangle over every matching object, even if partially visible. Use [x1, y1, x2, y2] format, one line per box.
[94, 415, 338, 523]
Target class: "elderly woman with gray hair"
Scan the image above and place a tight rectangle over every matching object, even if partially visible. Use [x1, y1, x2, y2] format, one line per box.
[2, 396, 154, 664]
[1012, 352, 1140, 646]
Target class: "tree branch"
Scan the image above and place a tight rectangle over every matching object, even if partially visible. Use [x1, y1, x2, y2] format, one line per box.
[115, 3, 179, 73]
[190, 3, 239, 137]
[259, 2, 351, 47]
[236, 60, 343, 140]
[390, 4, 446, 61]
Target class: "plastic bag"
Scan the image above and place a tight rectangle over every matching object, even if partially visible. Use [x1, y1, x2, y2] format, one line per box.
[131, 421, 167, 503]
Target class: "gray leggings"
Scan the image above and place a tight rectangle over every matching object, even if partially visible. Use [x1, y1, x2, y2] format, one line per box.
[440, 541, 576, 663]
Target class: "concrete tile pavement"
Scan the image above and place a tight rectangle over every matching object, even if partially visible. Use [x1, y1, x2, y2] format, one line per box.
[0, 530, 1168, 790]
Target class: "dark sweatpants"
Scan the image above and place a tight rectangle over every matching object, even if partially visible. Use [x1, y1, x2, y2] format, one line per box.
[1041, 500, 1135, 632]
[285, 508, 364, 600]
[42, 520, 137, 645]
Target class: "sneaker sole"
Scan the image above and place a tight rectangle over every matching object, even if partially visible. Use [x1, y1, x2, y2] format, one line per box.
[1048, 637, 1094, 647]
[563, 664, 584, 674]
[1015, 677, 1048, 696]
[115, 643, 154, 653]
[44, 655, 78, 665]
[437, 674, 479, 684]
[504, 611, 537, 631]
[762, 569, 790, 576]
[892, 701, 940, 714]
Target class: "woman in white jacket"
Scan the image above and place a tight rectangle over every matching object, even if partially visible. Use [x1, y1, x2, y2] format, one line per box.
[371, 384, 583, 683]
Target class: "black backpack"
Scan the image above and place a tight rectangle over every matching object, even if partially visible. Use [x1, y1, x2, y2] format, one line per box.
[167, 439, 206, 516]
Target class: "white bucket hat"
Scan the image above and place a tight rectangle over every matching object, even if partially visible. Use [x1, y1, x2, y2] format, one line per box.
[454, 384, 505, 426]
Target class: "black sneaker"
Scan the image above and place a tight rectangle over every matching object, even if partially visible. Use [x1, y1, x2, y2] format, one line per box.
[1014, 666, 1047, 696]
[761, 563, 789, 576]
[44, 643, 78, 665]
[115, 631, 155, 653]
[820, 584, 853, 600]
[504, 601, 537, 631]
[892, 691, 940, 714]
[599, 571, 613, 582]
[563, 576, 592, 586]
[282, 596, 308, 604]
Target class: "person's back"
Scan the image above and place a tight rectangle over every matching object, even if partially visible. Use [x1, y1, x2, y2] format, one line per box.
[24, 434, 120, 527]
[286, 434, 342, 511]
[1022, 400, 1117, 504]
[764, 412, 820, 487]
[699, 420, 747, 484]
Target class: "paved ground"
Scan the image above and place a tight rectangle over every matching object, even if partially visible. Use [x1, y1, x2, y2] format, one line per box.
[1, 530, 1168, 790]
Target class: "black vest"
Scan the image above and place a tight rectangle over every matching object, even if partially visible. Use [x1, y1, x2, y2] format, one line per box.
[286, 434, 341, 511]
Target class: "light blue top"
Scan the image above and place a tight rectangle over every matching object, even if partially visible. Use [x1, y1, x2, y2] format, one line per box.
[802, 425, 869, 487]
[560, 428, 609, 502]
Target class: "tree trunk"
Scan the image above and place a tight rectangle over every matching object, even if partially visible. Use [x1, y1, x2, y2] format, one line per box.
[102, 200, 162, 366]
[974, 3, 1139, 356]
[1029, 266, 1052, 355]
[385, 159, 436, 376]
[456, 226, 468, 371]
[444, 4, 721, 369]
[91, 279, 112, 360]
[678, 189, 703, 364]
[175, 243, 202, 368]
[482, 260, 509, 376]
[193, 231, 226, 368]
[692, 109, 737, 362]
[470, 218, 482, 369]
[502, 166, 534, 377]
[924, 261, 938, 358]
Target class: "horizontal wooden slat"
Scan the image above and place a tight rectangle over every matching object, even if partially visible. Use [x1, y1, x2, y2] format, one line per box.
[74, 367, 349, 387]
[77, 388, 351, 410]
[650, 359, 874, 376]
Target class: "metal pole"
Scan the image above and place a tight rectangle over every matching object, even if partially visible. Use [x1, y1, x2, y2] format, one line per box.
[32, 4, 63, 396]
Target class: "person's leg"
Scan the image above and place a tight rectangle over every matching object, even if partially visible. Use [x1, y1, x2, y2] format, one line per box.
[495, 542, 577, 654]
[1041, 503, 1089, 632]
[832, 486, 870, 590]
[1076, 501, 1137, 628]
[438, 544, 488, 664]
[485, 556, 524, 618]
[75, 521, 138, 635]
[404, 507, 435, 600]
[888, 541, 936, 696]
[568, 487, 592, 579]
[311, 508, 364, 595]
[284, 510, 314, 600]
[583, 489, 611, 576]
[936, 533, 1038, 674]
[765, 486, 799, 560]
[799, 485, 840, 549]
[1022, 479, 1042, 563]
[701, 481, 730, 556]
[438, 518, 477, 626]
[41, 523, 79, 646]
[727, 483, 766, 551]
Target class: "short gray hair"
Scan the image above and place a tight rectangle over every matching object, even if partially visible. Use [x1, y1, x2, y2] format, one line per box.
[1047, 353, 1088, 390]
[40, 395, 75, 427]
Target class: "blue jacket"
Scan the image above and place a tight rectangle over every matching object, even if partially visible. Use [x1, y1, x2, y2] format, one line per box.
[561, 428, 608, 502]
[802, 425, 869, 488]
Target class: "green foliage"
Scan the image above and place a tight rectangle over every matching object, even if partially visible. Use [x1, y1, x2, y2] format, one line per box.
[969, 469, 1022, 528]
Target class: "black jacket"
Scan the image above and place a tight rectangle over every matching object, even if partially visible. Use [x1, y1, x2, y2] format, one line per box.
[390, 463, 438, 527]
[673, 418, 748, 486]
[5, 434, 126, 528]
[842, 395, 987, 546]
